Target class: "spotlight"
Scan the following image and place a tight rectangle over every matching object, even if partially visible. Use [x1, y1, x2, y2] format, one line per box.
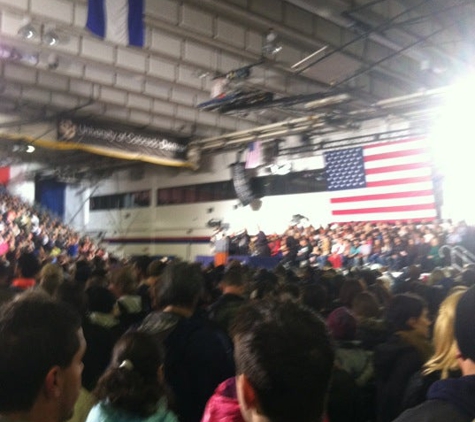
[17, 19, 67, 47]
[18, 19, 38, 40]
[26, 145, 35, 153]
[207, 218, 222, 228]
[43, 28, 59, 46]
[262, 28, 282, 56]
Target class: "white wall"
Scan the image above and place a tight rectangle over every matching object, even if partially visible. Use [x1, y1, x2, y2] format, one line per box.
[7, 163, 41, 203]
[64, 184, 90, 231]
[83, 147, 333, 258]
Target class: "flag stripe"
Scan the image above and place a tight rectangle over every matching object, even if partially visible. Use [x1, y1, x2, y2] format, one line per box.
[364, 147, 427, 162]
[245, 141, 263, 169]
[331, 196, 435, 211]
[364, 153, 430, 169]
[330, 189, 434, 203]
[86, 0, 144, 47]
[331, 210, 437, 223]
[105, 0, 128, 45]
[366, 175, 432, 188]
[365, 162, 427, 175]
[324, 138, 436, 222]
[366, 167, 431, 182]
[332, 181, 433, 197]
[332, 203, 436, 216]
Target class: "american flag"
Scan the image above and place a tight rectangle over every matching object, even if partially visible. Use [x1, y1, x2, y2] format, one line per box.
[245, 141, 263, 169]
[324, 138, 437, 222]
[86, 0, 144, 47]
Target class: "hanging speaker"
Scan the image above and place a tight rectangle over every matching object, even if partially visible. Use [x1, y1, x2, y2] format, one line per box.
[231, 162, 255, 206]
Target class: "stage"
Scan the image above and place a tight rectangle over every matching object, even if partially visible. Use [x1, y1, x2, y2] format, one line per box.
[195, 255, 281, 270]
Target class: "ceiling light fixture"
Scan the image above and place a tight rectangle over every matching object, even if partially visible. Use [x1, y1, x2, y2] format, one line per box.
[18, 19, 66, 47]
[43, 27, 60, 46]
[304, 93, 351, 109]
[262, 28, 282, 56]
[17, 18, 39, 40]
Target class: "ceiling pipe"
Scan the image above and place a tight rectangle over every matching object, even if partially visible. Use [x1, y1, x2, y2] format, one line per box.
[374, 86, 448, 108]
[200, 122, 326, 151]
[193, 83, 453, 151]
[191, 114, 325, 146]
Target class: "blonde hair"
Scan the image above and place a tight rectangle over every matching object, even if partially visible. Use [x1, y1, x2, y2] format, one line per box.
[39, 263, 64, 296]
[110, 266, 137, 295]
[423, 288, 467, 378]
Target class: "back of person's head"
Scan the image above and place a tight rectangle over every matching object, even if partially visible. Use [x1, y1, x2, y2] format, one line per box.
[157, 262, 203, 309]
[251, 269, 278, 300]
[461, 269, 475, 287]
[147, 259, 166, 278]
[94, 331, 165, 417]
[455, 286, 475, 364]
[357, 269, 378, 287]
[86, 285, 116, 313]
[424, 288, 467, 378]
[55, 280, 88, 318]
[407, 265, 422, 282]
[300, 282, 328, 314]
[16, 252, 40, 278]
[276, 283, 300, 302]
[222, 265, 245, 287]
[133, 255, 152, 278]
[428, 268, 445, 286]
[368, 280, 392, 308]
[327, 306, 357, 341]
[352, 291, 381, 319]
[0, 294, 82, 412]
[232, 300, 335, 422]
[338, 278, 365, 307]
[74, 260, 92, 285]
[39, 263, 64, 296]
[86, 269, 109, 289]
[110, 266, 138, 296]
[385, 293, 426, 332]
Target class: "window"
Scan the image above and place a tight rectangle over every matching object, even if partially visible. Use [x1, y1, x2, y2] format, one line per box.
[90, 190, 151, 210]
[90, 170, 327, 211]
[155, 169, 326, 206]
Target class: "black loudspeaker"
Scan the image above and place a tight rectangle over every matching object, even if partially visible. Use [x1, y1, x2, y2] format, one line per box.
[231, 162, 255, 206]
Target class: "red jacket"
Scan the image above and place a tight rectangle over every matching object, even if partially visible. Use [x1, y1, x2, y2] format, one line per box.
[201, 377, 244, 422]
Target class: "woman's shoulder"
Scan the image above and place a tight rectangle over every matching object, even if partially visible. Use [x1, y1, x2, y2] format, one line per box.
[145, 399, 179, 422]
[86, 401, 178, 422]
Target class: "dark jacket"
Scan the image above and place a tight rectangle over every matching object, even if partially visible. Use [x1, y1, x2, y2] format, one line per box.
[374, 333, 426, 422]
[402, 369, 461, 411]
[140, 311, 235, 422]
[82, 313, 123, 391]
[355, 317, 389, 351]
[393, 375, 475, 422]
[207, 293, 246, 335]
[254, 231, 270, 257]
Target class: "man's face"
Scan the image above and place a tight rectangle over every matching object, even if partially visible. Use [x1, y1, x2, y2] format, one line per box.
[58, 328, 86, 421]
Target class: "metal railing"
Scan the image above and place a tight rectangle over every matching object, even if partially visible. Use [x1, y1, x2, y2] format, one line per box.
[439, 244, 475, 272]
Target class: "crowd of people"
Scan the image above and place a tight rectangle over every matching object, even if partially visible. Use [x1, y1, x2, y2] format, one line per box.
[2, 189, 475, 422]
[223, 218, 474, 273]
[0, 188, 107, 270]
